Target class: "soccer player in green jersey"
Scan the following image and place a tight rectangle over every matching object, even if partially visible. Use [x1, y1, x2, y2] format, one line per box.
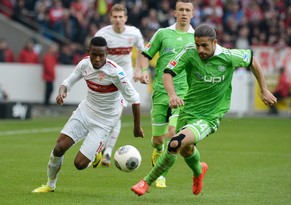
[132, 24, 277, 196]
[139, 0, 194, 188]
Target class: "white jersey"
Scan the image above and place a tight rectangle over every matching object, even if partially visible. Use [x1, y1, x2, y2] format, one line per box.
[94, 25, 144, 80]
[62, 56, 140, 128]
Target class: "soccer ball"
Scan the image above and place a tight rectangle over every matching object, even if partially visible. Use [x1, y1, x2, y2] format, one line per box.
[114, 145, 142, 172]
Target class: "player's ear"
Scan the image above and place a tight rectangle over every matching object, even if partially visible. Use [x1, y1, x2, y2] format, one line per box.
[213, 39, 218, 45]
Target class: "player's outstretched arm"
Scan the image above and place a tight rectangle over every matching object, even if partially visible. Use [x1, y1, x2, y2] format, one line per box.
[250, 56, 277, 106]
[163, 73, 184, 108]
[56, 85, 67, 106]
[139, 55, 150, 84]
[134, 51, 148, 82]
[132, 103, 144, 138]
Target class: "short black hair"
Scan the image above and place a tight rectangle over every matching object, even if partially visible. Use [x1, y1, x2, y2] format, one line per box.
[90, 36, 107, 47]
[195, 24, 217, 40]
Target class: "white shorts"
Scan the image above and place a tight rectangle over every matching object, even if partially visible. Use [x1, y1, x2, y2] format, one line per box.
[61, 105, 114, 162]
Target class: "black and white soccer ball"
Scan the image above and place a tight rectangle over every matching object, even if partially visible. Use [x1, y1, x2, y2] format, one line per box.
[114, 145, 142, 172]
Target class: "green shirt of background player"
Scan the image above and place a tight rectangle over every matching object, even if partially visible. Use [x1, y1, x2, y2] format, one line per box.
[138, 0, 195, 188]
[131, 24, 277, 196]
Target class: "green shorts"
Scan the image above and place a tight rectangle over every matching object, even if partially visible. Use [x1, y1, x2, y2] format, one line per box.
[176, 116, 221, 143]
[151, 91, 181, 136]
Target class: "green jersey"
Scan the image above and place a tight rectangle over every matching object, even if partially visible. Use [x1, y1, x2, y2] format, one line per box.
[165, 43, 252, 122]
[143, 24, 194, 95]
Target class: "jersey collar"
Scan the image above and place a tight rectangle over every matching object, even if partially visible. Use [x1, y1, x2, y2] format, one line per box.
[169, 23, 195, 34]
[213, 44, 223, 56]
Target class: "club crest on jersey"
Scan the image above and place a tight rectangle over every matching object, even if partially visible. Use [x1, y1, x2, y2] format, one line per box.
[98, 71, 105, 80]
[168, 60, 177, 69]
[128, 38, 134, 44]
[218, 65, 226, 72]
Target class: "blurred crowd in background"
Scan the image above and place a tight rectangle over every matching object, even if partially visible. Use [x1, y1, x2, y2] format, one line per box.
[0, 0, 290, 65]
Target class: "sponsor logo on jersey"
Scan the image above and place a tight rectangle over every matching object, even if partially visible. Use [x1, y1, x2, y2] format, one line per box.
[86, 80, 118, 93]
[167, 60, 177, 69]
[195, 72, 225, 83]
[177, 37, 183, 41]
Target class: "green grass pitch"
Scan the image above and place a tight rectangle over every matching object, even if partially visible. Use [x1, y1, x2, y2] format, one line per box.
[0, 114, 290, 205]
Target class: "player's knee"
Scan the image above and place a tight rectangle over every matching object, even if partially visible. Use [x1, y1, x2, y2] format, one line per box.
[151, 136, 164, 146]
[53, 147, 65, 157]
[74, 159, 88, 170]
[167, 134, 186, 153]
[180, 144, 194, 157]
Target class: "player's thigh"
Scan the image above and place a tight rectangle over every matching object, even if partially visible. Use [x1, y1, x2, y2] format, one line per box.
[151, 92, 170, 136]
[183, 119, 219, 143]
[80, 126, 108, 162]
[151, 103, 169, 137]
[61, 114, 88, 144]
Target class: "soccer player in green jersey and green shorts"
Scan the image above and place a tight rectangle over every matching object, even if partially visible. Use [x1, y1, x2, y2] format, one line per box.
[132, 24, 277, 196]
[139, 0, 194, 188]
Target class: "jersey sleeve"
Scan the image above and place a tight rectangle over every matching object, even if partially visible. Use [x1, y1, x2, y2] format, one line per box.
[112, 65, 140, 104]
[164, 43, 195, 77]
[230, 49, 253, 69]
[62, 60, 84, 91]
[142, 29, 163, 59]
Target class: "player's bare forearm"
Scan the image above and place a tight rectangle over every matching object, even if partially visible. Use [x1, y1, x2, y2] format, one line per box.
[250, 57, 277, 106]
[132, 103, 144, 138]
[138, 54, 150, 84]
[250, 57, 268, 92]
[163, 73, 184, 108]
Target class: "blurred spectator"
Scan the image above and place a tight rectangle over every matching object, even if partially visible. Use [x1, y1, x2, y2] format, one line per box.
[156, 0, 173, 27]
[12, 0, 36, 29]
[235, 25, 250, 49]
[0, 0, 14, 17]
[18, 38, 40, 64]
[269, 67, 290, 115]
[203, 0, 223, 25]
[58, 44, 73, 64]
[0, 83, 8, 103]
[3, 0, 290, 65]
[42, 43, 59, 106]
[70, 43, 86, 65]
[34, 0, 52, 39]
[0, 38, 15, 62]
[84, 23, 99, 48]
[48, 0, 65, 36]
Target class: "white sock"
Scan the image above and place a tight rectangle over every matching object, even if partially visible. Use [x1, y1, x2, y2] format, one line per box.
[104, 120, 121, 158]
[47, 150, 63, 189]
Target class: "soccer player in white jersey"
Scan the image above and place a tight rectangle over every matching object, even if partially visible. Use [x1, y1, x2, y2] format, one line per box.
[32, 36, 144, 193]
[93, 4, 148, 166]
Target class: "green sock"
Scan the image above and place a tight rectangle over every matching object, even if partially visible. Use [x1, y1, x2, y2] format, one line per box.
[184, 147, 202, 177]
[145, 151, 177, 185]
[161, 138, 171, 177]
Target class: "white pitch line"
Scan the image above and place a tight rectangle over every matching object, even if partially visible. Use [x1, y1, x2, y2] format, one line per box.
[0, 127, 61, 136]
[0, 122, 131, 136]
